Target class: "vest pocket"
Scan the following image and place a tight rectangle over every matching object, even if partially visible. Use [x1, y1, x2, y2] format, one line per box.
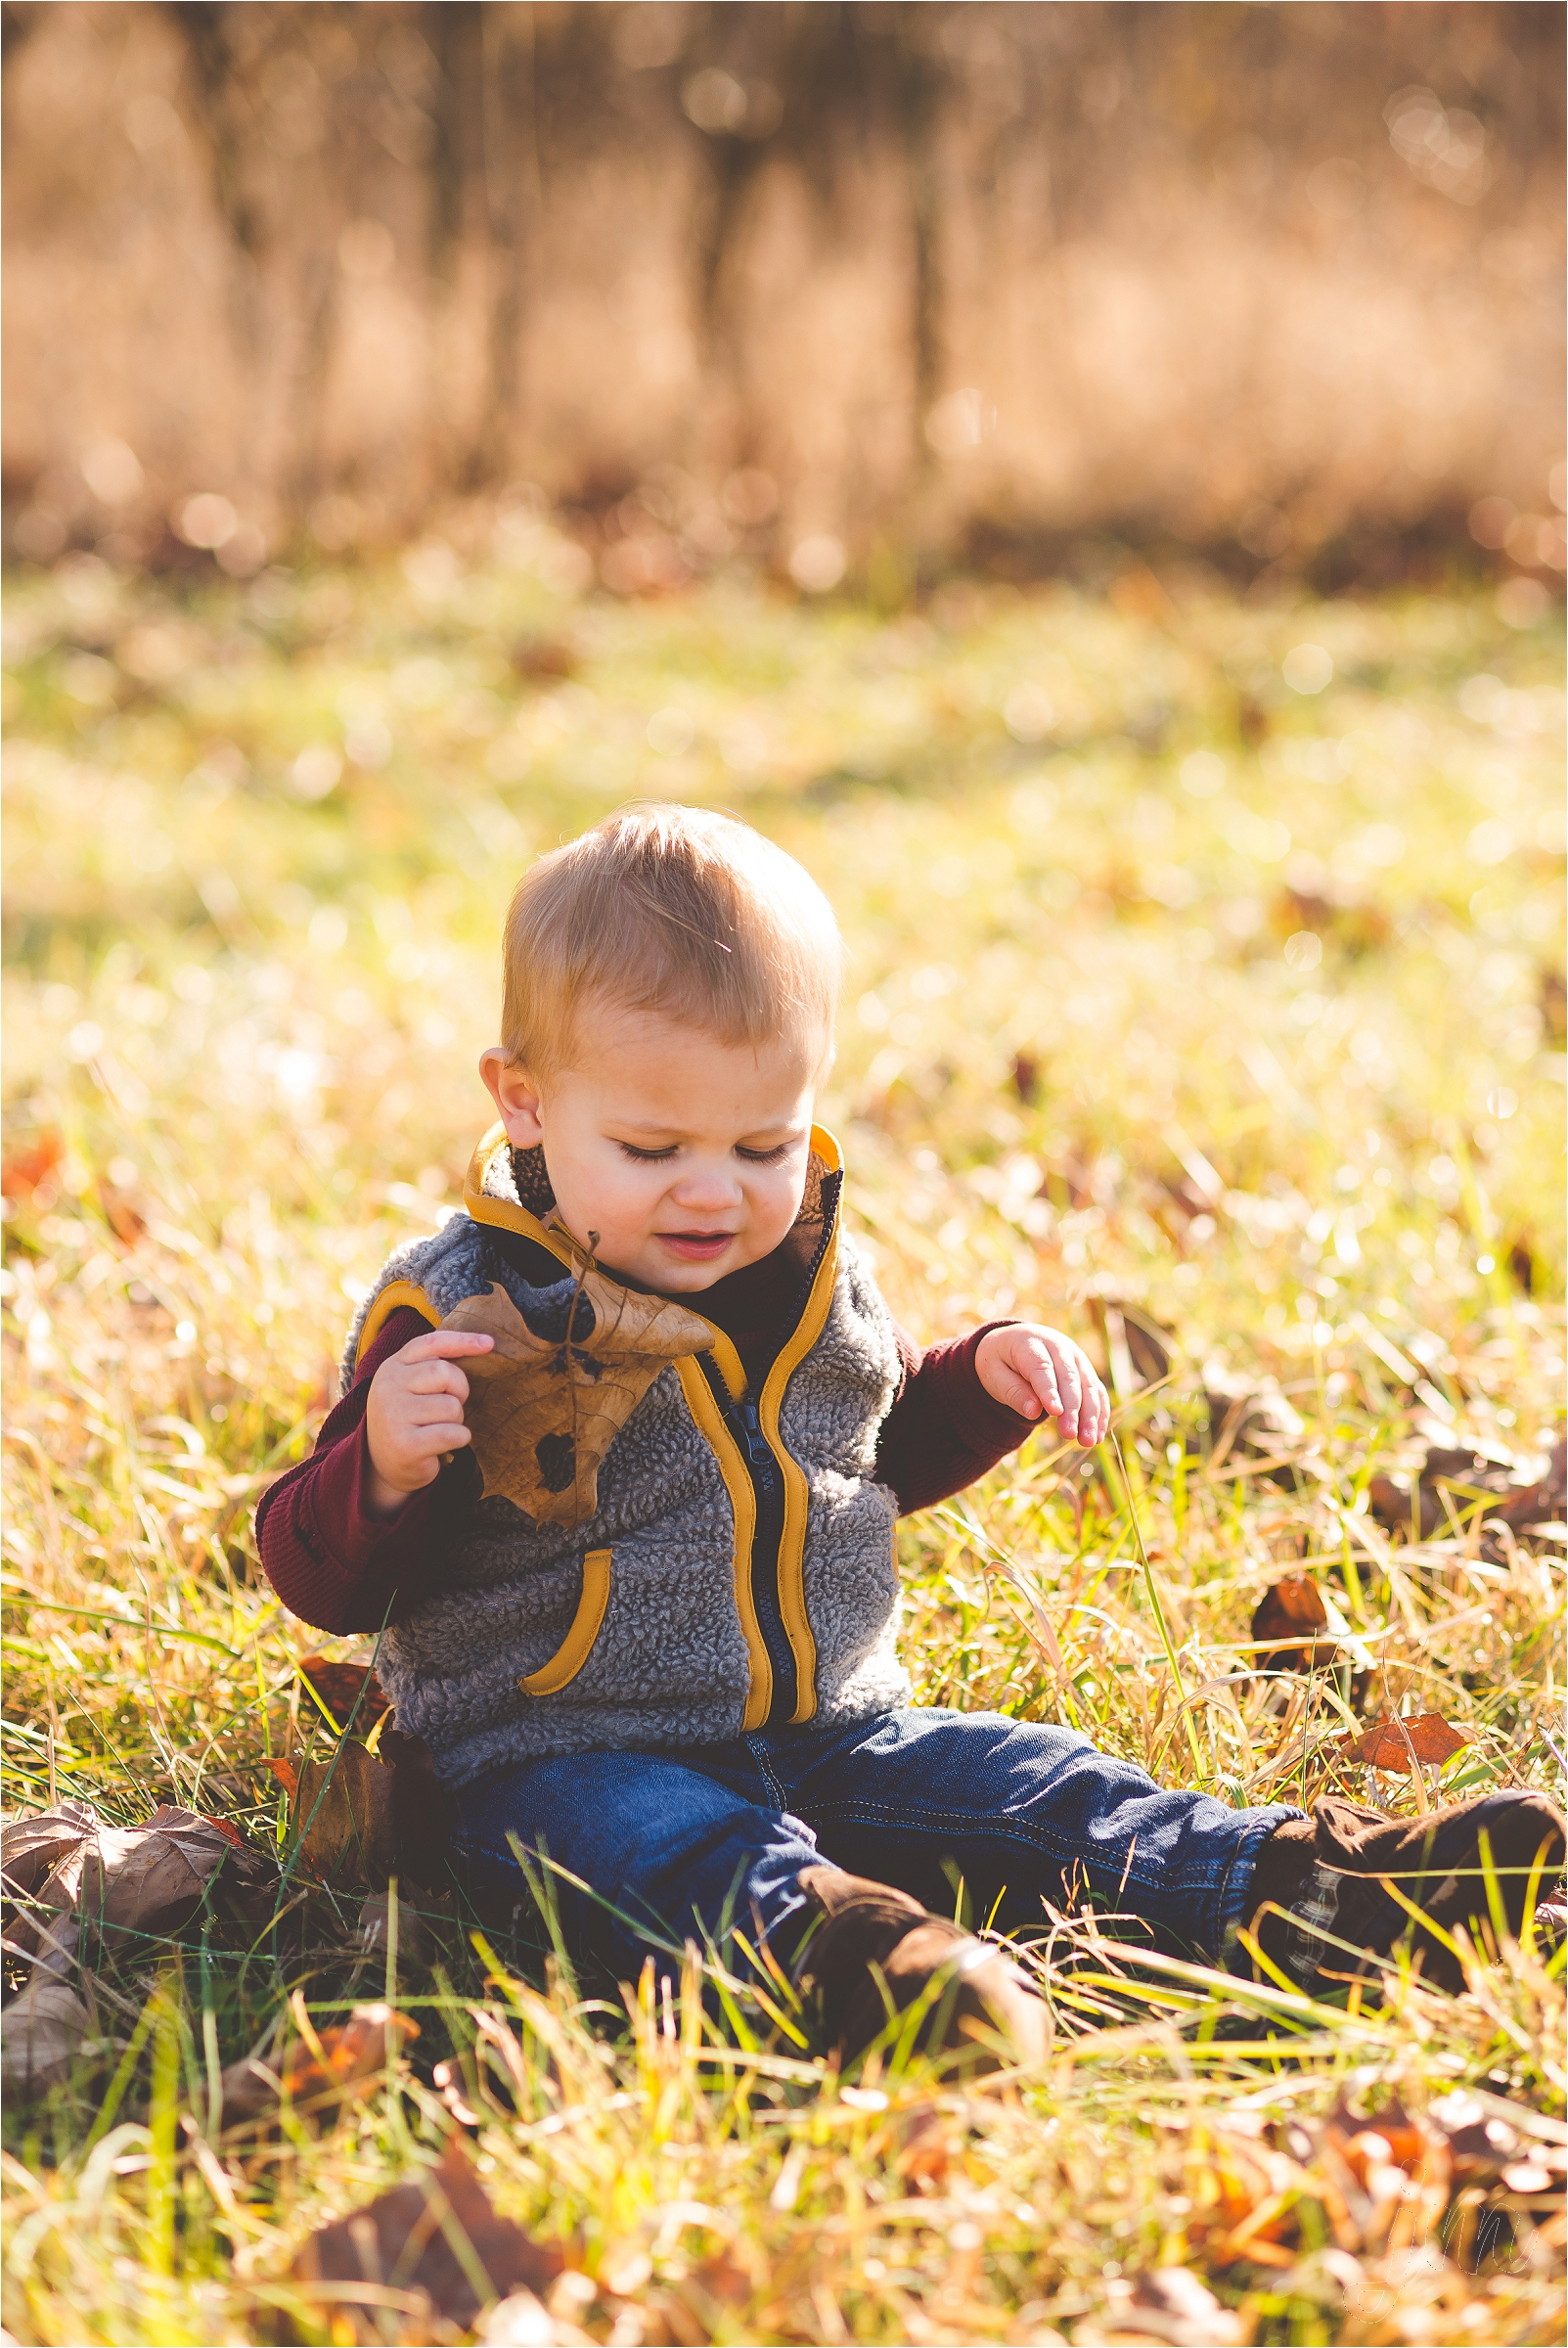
[517, 1550, 612, 1697]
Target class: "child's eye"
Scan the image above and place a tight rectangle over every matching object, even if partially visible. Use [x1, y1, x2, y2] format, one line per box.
[736, 1142, 793, 1164]
[618, 1142, 678, 1162]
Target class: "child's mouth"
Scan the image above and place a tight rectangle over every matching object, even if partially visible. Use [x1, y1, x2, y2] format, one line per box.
[658, 1231, 736, 1261]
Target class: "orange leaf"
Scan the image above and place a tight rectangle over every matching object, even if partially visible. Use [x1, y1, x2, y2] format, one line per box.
[218, 2001, 418, 2127]
[1340, 1713, 1472, 1771]
[261, 1756, 298, 1798]
[1, 1130, 63, 1199]
[1250, 1577, 1338, 1673]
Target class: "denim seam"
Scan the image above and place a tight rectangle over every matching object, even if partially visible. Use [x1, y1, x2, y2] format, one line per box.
[797, 1797, 1228, 1899]
[742, 1733, 789, 1813]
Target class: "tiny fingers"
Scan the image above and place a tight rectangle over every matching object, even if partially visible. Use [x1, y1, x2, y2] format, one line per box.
[396, 1416, 471, 1460]
[403, 1360, 471, 1400]
[398, 1329, 496, 1364]
[1049, 1343, 1084, 1435]
[405, 1393, 468, 1426]
[1013, 1351, 1059, 1421]
[1070, 1352, 1110, 1448]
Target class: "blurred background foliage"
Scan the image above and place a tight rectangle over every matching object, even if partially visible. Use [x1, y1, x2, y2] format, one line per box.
[1, 0, 1565, 596]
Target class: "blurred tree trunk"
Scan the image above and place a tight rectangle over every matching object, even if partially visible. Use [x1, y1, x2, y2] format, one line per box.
[4, 1, 1563, 578]
[476, 2, 537, 485]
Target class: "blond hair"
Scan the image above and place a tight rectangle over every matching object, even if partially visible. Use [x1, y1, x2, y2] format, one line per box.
[501, 804, 842, 1075]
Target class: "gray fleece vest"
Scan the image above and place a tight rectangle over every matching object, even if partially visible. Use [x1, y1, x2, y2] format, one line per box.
[343, 1127, 910, 1786]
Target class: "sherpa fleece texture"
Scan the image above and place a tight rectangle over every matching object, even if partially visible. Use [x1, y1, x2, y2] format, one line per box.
[343, 1140, 910, 1786]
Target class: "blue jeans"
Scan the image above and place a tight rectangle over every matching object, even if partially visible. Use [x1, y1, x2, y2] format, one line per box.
[455, 1707, 1299, 1986]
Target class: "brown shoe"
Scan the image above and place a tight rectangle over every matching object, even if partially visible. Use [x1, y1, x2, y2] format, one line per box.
[792, 1866, 1048, 2066]
[1248, 1790, 1566, 1996]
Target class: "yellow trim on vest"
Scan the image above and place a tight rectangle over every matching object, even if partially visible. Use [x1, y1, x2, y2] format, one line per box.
[755, 1121, 843, 1724]
[463, 1119, 845, 1731]
[462, 1124, 578, 1273]
[519, 1550, 612, 1696]
[459, 1127, 744, 1386]
[677, 1360, 771, 1733]
[809, 1124, 843, 1181]
[353, 1280, 441, 1371]
[702, 1330, 746, 1404]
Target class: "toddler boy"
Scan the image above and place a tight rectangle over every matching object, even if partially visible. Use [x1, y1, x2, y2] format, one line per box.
[259, 806, 1562, 2057]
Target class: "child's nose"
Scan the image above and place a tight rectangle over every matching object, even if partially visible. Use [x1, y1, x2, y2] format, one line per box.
[669, 1161, 741, 1210]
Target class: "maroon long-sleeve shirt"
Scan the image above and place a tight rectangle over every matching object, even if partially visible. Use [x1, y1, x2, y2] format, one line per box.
[255, 1242, 1038, 1637]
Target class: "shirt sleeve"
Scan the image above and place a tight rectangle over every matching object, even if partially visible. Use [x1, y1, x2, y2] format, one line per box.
[874, 1320, 1041, 1515]
[253, 1305, 462, 1635]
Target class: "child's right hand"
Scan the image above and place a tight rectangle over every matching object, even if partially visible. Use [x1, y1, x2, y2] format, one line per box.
[364, 1328, 495, 1517]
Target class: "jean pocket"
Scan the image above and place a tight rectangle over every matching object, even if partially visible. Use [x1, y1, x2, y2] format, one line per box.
[517, 1549, 612, 1696]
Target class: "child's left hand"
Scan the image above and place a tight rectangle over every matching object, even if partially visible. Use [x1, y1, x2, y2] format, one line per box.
[974, 1324, 1110, 1448]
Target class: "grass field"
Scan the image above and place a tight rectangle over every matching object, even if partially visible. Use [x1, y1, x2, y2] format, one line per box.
[2, 525, 1565, 2347]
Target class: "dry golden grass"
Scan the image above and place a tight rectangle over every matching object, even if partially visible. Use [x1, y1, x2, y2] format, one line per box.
[1, 541, 1564, 2343]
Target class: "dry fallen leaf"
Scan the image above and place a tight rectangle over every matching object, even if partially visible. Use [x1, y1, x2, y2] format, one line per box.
[0, 1975, 92, 2094]
[442, 1277, 711, 1525]
[293, 1731, 454, 1893]
[1339, 1714, 1472, 1772]
[1202, 1373, 1305, 1473]
[288, 2141, 565, 2340]
[218, 2002, 418, 2128]
[1091, 1298, 1172, 1398]
[3, 1802, 273, 1978]
[1250, 1576, 1339, 1674]
[0, 1801, 98, 1900]
[299, 1656, 391, 1736]
[1368, 1436, 1565, 1545]
[88, 1807, 254, 1956]
[1325, 2096, 1450, 2190]
[295, 1743, 397, 1890]
[2, 1804, 96, 1975]
[356, 1890, 433, 1967]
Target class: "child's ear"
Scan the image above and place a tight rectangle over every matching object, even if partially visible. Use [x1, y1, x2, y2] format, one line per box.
[479, 1048, 545, 1148]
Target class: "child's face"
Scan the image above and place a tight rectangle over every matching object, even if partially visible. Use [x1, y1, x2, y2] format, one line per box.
[480, 1004, 823, 1291]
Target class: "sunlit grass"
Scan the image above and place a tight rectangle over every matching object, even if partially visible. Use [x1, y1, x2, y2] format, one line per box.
[2, 540, 1564, 2343]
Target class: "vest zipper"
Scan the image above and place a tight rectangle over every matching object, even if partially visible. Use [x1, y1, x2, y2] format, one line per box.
[723, 1392, 797, 1725]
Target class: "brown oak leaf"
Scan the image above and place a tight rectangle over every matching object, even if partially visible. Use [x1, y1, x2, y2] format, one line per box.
[0, 1800, 98, 1901]
[0, 1976, 92, 2095]
[442, 1277, 711, 1526]
[1368, 1437, 1565, 1546]
[1, 1801, 97, 1973]
[1250, 1576, 1339, 1673]
[294, 1732, 454, 1892]
[287, 2141, 565, 2342]
[3, 1802, 272, 1972]
[87, 1807, 251, 1957]
[295, 1743, 396, 1889]
[1339, 1714, 1472, 1772]
[1091, 1297, 1173, 1398]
